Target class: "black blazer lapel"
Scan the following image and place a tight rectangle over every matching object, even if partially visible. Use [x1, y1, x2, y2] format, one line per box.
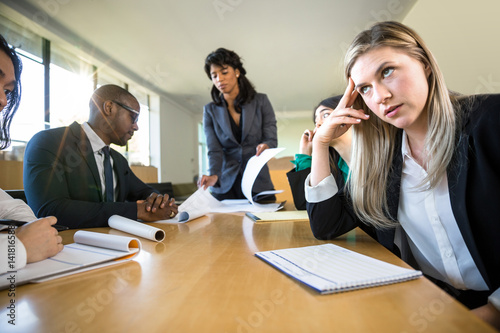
[214, 104, 239, 145]
[69, 122, 104, 201]
[378, 132, 403, 254]
[241, 99, 256, 143]
[448, 132, 491, 287]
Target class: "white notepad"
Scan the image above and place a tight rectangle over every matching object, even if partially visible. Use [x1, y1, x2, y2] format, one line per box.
[255, 243, 422, 294]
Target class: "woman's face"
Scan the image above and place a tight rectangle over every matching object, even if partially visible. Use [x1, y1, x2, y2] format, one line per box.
[314, 105, 333, 128]
[314, 104, 347, 145]
[0, 50, 16, 113]
[350, 46, 430, 134]
[210, 64, 240, 96]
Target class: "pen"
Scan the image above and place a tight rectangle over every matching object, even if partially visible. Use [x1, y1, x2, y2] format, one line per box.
[0, 219, 69, 231]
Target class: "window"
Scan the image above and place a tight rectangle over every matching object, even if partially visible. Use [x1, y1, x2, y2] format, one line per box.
[1, 16, 45, 160]
[96, 69, 125, 88]
[50, 44, 94, 128]
[0, 14, 154, 166]
[198, 122, 208, 176]
[8, 50, 44, 159]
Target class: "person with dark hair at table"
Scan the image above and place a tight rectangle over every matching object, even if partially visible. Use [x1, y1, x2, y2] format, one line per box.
[23, 84, 178, 229]
[286, 96, 351, 210]
[0, 34, 62, 274]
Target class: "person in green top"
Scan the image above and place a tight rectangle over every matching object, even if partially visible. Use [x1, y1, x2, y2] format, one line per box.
[286, 96, 351, 210]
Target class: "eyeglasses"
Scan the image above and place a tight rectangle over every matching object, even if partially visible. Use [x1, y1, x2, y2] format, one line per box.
[112, 100, 140, 124]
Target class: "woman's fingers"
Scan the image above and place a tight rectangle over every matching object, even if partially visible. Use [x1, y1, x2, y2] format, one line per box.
[346, 78, 359, 108]
[337, 77, 357, 109]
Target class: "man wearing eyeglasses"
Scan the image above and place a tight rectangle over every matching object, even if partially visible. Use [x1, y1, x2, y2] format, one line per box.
[23, 84, 177, 229]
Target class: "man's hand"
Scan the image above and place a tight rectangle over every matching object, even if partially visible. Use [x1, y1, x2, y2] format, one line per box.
[137, 193, 178, 222]
[142, 193, 170, 213]
[16, 217, 63, 263]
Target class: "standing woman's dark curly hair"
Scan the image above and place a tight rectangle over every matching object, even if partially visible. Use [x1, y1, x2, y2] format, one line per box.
[204, 48, 256, 113]
[0, 34, 22, 149]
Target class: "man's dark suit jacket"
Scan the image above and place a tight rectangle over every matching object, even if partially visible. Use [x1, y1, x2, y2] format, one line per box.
[307, 94, 500, 308]
[23, 121, 158, 228]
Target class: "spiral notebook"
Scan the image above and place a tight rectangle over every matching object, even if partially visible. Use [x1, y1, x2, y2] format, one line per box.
[255, 243, 422, 294]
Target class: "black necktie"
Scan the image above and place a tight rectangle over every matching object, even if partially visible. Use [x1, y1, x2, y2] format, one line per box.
[102, 146, 114, 202]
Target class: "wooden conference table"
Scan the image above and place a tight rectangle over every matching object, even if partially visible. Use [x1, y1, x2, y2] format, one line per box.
[1, 213, 496, 332]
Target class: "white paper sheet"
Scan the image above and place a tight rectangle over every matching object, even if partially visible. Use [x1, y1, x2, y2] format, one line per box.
[241, 147, 286, 204]
[159, 188, 283, 223]
[171, 187, 226, 222]
[211, 200, 282, 213]
[159, 147, 286, 223]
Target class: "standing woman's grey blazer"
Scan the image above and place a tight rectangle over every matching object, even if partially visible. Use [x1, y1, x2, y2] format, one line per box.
[203, 93, 277, 197]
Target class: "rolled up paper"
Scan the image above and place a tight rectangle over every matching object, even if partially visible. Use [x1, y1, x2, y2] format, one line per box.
[74, 230, 141, 252]
[108, 215, 166, 242]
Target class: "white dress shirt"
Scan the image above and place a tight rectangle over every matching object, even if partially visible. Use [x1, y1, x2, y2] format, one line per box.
[82, 122, 117, 201]
[398, 132, 488, 291]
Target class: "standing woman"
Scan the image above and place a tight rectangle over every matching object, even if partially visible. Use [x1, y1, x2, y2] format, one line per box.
[199, 48, 278, 201]
[306, 21, 499, 328]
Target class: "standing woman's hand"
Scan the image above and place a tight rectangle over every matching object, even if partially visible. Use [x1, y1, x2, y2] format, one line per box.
[255, 143, 269, 156]
[197, 174, 218, 190]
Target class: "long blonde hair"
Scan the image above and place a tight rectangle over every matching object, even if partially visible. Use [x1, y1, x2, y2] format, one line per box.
[344, 21, 457, 228]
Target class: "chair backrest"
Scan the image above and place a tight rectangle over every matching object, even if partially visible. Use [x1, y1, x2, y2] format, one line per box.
[146, 182, 174, 198]
[6, 189, 27, 203]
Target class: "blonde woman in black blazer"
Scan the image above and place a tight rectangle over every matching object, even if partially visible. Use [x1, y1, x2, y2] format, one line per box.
[306, 22, 500, 328]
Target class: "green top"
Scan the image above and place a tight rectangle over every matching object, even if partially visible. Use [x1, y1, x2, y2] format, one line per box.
[291, 153, 349, 182]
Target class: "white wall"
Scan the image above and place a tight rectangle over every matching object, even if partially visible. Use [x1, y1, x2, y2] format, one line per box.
[276, 0, 500, 162]
[276, 115, 315, 159]
[403, 0, 500, 94]
[153, 96, 199, 184]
